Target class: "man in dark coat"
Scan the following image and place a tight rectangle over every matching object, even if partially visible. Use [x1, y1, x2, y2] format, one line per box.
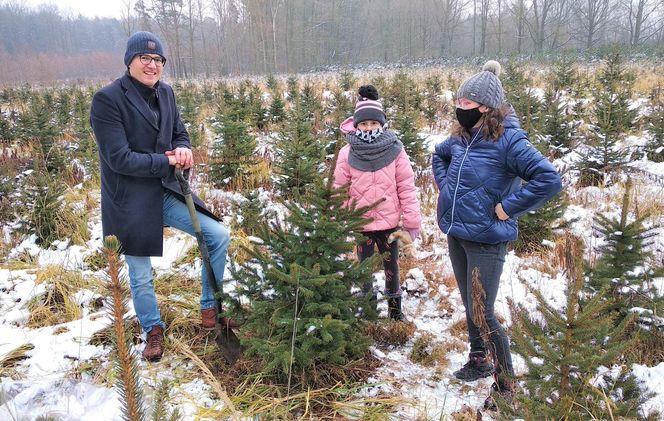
[90, 31, 234, 361]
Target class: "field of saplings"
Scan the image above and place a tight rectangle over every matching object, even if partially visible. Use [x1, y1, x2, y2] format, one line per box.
[0, 53, 663, 420]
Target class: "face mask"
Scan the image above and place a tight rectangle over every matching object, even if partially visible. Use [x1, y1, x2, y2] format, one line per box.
[455, 107, 483, 130]
[355, 127, 384, 142]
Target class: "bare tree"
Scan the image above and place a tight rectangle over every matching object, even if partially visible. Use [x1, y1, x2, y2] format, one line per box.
[575, 0, 611, 49]
[523, 0, 555, 53]
[268, 0, 283, 72]
[622, 0, 664, 46]
[433, 0, 469, 55]
[479, 0, 490, 54]
[120, 0, 135, 36]
[549, 0, 574, 49]
[507, 0, 528, 53]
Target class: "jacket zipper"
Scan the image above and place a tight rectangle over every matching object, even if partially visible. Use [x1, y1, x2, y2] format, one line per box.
[445, 125, 483, 235]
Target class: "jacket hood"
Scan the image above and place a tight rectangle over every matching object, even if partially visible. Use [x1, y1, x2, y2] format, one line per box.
[502, 105, 520, 130]
[340, 116, 355, 135]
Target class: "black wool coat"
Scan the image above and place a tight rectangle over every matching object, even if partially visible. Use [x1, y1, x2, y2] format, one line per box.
[90, 73, 218, 256]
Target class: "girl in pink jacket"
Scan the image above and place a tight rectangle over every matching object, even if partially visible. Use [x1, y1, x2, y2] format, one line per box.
[334, 85, 422, 321]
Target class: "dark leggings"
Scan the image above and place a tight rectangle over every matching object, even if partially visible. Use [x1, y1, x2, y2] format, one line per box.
[448, 235, 514, 376]
[357, 228, 401, 298]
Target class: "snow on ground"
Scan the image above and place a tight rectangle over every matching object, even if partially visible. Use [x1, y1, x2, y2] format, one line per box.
[1, 167, 663, 420]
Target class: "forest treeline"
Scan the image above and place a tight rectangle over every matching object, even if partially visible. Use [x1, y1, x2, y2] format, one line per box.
[0, 0, 663, 84]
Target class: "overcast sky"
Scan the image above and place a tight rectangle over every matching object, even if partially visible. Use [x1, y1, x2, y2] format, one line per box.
[23, 0, 124, 18]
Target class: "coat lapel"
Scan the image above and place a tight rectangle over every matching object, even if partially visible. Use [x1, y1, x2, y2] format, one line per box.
[121, 74, 159, 131]
[157, 83, 169, 135]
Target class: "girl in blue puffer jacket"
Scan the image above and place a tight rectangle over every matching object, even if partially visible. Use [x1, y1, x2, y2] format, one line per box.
[432, 61, 562, 409]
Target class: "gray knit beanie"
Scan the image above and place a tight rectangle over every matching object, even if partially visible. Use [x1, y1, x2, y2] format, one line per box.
[456, 61, 505, 109]
[124, 31, 166, 66]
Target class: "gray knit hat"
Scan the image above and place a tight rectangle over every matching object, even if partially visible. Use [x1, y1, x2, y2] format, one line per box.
[456, 61, 505, 109]
[124, 31, 166, 66]
[353, 85, 387, 127]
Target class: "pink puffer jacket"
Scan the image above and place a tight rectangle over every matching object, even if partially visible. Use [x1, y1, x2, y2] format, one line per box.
[334, 118, 421, 232]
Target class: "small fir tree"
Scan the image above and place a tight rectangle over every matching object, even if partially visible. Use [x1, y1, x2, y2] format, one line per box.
[286, 75, 299, 105]
[594, 51, 637, 136]
[588, 179, 663, 321]
[536, 62, 583, 159]
[576, 52, 636, 187]
[505, 233, 644, 420]
[386, 71, 421, 116]
[267, 75, 285, 123]
[339, 70, 356, 92]
[422, 73, 445, 130]
[273, 105, 322, 197]
[511, 189, 570, 253]
[392, 111, 427, 169]
[0, 106, 16, 142]
[299, 82, 322, 124]
[229, 177, 376, 383]
[246, 82, 268, 132]
[175, 83, 204, 148]
[55, 88, 72, 129]
[20, 93, 65, 174]
[501, 61, 542, 135]
[645, 87, 664, 162]
[329, 86, 354, 126]
[209, 98, 257, 189]
[102, 236, 147, 421]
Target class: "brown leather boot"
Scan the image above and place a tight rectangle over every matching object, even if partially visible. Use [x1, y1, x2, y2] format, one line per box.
[201, 308, 242, 329]
[201, 308, 216, 330]
[142, 325, 164, 362]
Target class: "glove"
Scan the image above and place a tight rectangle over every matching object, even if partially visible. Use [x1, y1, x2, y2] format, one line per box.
[406, 228, 420, 242]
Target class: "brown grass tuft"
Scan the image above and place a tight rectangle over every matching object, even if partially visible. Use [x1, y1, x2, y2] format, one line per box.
[450, 319, 469, 341]
[409, 333, 450, 369]
[625, 329, 664, 366]
[364, 319, 416, 346]
[0, 343, 34, 378]
[450, 405, 482, 421]
[27, 266, 87, 328]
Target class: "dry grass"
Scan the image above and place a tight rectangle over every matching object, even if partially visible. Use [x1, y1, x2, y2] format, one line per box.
[0, 343, 34, 378]
[231, 159, 272, 192]
[409, 333, 450, 369]
[625, 329, 664, 366]
[83, 250, 108, 271]
[449, 319, 469, 342]
[436, 295, 455, 317]
[89, 319, 142, 347]
[229, 231, 256, 266]
[364, 319, 417, 346]
[195, 351, 394, 420]
[27, 265, 89, 328]
[631, 62, 664, 94]
[449, 405, 482, 421]
[146, 315, 395, 420]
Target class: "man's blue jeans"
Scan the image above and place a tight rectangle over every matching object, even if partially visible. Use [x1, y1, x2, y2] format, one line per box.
[125, 191, 230, 333]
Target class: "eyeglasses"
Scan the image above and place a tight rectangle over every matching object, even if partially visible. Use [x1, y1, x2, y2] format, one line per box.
[139, 55, 166, 66]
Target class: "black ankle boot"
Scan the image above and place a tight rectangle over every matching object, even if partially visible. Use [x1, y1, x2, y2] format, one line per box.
[453, 352, 495, 381]
[387, 297, 406, 321]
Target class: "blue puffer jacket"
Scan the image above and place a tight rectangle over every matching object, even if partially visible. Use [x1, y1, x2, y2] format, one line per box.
[432, 111, 562, 244]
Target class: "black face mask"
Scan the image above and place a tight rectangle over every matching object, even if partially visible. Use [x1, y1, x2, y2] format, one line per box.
[455, 107, 483, 130]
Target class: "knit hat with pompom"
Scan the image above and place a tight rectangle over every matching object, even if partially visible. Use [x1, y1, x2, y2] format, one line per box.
[353, 85, 387, 127]
[456, 60, 505, 109]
